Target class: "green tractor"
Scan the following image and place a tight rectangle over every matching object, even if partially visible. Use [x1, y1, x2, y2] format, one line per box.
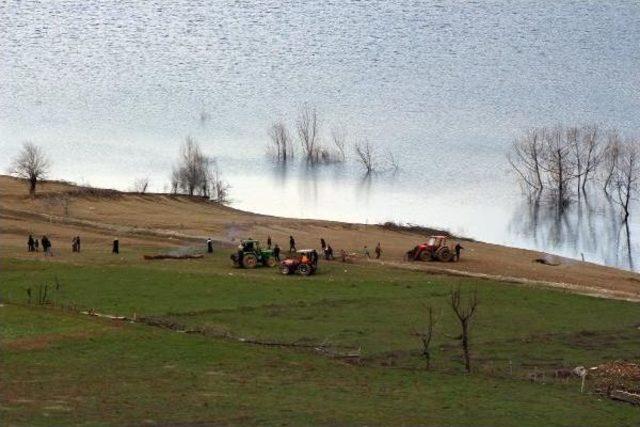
[230, 239, 277, 268]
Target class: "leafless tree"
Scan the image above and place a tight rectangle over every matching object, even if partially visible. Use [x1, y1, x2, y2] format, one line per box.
[206, 159, 231, 204]
[354, 140, 376, 174]
[508, 128, 545, 192]
[450, 286, 479, 373]
[296, 104, 321, 163]
[10, 142, 51, 196]
[611, 139, 640, 222]
[579, 125, 602, 192]
[132, 177, 150, 193]
[330, 126, 348, 162]
[385, 150, 400, 172]
[416, 304, 438, 370]
[601, 130, 622, 196]
[268, 121, 294, 162]
[172, 136, 209, 196]
[540, 127, 576, 208]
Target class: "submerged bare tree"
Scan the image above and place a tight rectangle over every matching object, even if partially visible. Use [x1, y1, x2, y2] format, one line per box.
[330, 126, 348, 162]
[354, 140, 376, 174]
[268, 121, 294, 162]
[450, 287, 479, 373]
[611, 139, 640, 222]
[539, 127, 576, 208]
[508, 129, 545, 192]
[10, 142, 51, 196]
[296, 104, 321, 163]
[601, 130, 622, 196]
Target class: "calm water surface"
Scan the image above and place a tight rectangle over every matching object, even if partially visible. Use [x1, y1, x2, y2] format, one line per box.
[1, 1, 639, 269]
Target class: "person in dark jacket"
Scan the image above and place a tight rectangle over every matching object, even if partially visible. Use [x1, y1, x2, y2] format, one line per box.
[455, 243, 464, 261]
[112, 238, 119, 254]
[42, 236, 52, 256]
[34, 239, 39, 252]
[325, 245, 334, 260]
[320, 238, 326, 251]
[289, 236, 296, 252]
[28, 235, 34, 252]
[76, 236, 81, 252]
[273, 244, 281, 261]
[207, 238, 213, 253]
[267, 235, 272, 249]
[374, 242, 382, 259]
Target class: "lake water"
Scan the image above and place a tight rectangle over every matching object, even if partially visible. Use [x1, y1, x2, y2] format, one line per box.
[2, 1, 639, 270]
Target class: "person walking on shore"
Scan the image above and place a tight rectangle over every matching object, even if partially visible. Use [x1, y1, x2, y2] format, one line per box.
[76, 236, 81, 252]
[207, 238, 213, 253]
[273, 244, 281, 261]
[267, 235, 272, 249]
[374, 242, 382, 259]
[112, 238, 119, 254]
[72, 236, 77, 252]
[289, 235, 296, 253]
[28, 235, 34, 252]
[320, 238, 326, 251]
[34, 239, 39, 252]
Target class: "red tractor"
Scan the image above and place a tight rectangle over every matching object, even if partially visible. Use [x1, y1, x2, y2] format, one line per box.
[406, 235, 456, 262]
[280, 249, 319, 276]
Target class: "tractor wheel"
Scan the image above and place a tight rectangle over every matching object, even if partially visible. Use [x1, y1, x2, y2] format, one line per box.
[436, 247, 453, 262]
[419, 250, 431, 262]
[297, 264, 312, 276]
[281, 265, 292, 275]
[243, 254, 258, 268]
[265, 257, 277, 268]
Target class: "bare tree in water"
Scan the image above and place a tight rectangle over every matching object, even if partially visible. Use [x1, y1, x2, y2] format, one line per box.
[601, 130, 622, 196]
[450, 287, 479, 373]
[296, 104, 321, 163]
[508, 128, 546, 193]
[268, 121, 294, 162]
[330, 126, 348, 162]
[10, 142, 51, 196]
[611, 139, 640, 222]
[354, 139, 376, 174]
[540, 127, 576, 208]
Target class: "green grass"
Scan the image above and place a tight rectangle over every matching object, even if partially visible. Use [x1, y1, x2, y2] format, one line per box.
[1, 252, 640, 425]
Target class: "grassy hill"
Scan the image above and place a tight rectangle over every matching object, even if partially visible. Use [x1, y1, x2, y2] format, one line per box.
[1, 176, 640, 425]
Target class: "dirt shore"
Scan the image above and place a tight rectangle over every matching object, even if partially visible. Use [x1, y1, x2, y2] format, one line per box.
[2, 175, 639, 301]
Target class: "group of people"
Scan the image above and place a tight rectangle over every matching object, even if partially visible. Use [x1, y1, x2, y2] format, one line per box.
[27, 234, 52, 255]
[363, 242, 383, 259]
[27, 234, 122, 255]
[72, 236, 81, 252]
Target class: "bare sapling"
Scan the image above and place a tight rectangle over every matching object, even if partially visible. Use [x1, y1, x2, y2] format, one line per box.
[450, 286, 479, 373]
[416, 304, 438, 370]
[10, 142, 51, 196]
[601, 130, 621, 195]
[132, 177, 150, 193]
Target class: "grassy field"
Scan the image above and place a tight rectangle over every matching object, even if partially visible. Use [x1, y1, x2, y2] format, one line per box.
[1, 248, 640, 425]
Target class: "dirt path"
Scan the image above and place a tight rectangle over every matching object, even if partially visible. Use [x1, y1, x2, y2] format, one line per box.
[2, 175, 639, 301]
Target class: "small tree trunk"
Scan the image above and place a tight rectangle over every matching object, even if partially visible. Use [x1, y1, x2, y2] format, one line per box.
[462, 320, 471, 373]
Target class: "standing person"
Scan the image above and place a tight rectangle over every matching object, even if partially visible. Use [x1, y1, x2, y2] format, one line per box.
[375, 242, 382, 259]
[320, 238, 326, 251]
[326, 245, 334, 260]
[72, 236, 77, 252]
[455, 243, 464, 261]
[364, 246, 370, 258]
[76, 236, 81, 253]
[28, 235, 34, 252]
[112, 238, 119, 254]
[267, 235, 272, 249]
[273, 244, 281, 261]
[42, 236, 52, 256]
[34, 238, 39, 252]
[207, 238, 213, 253]
[289, 235, 296, 252]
